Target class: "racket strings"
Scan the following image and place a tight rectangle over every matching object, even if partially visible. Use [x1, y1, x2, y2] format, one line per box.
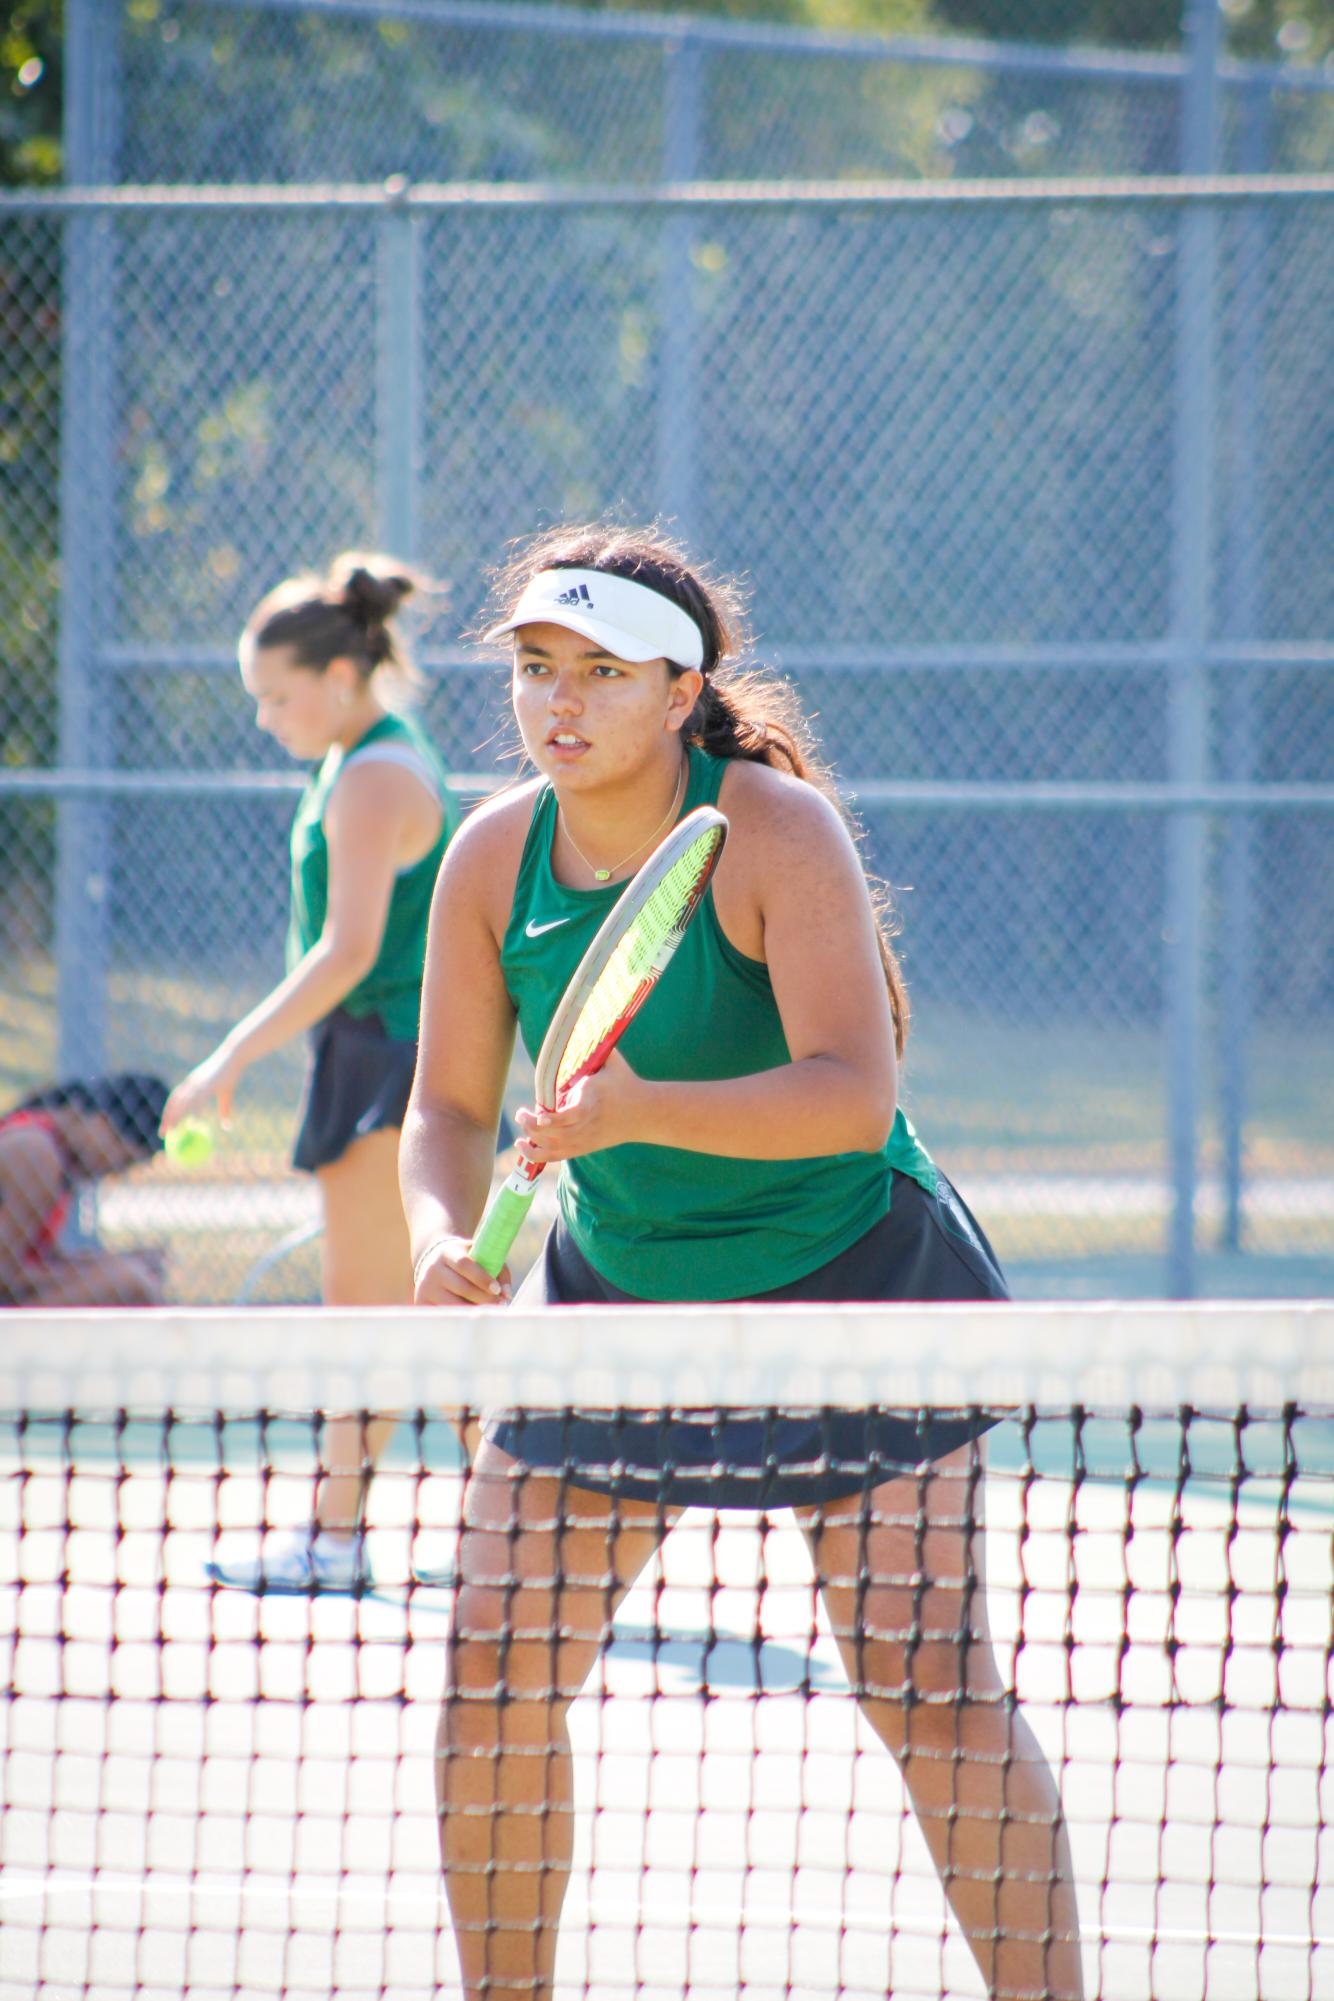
[554, 831, 720, 1098]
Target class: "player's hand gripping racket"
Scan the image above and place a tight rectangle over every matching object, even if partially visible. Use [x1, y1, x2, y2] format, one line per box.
[470, 804, 727, 1279]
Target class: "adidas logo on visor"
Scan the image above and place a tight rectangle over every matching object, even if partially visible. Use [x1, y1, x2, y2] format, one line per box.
[483, 567, 705, 672]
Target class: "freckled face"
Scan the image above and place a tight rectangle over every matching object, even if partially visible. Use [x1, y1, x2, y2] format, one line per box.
[239, 643, 345, 761]
[511, 621, 693, 788]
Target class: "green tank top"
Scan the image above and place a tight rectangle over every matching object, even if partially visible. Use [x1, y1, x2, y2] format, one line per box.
[500, 744, 936, 1301]
[287, 712, 459, 1043]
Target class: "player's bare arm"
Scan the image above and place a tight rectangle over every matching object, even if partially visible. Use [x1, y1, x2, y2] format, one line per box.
[400, 788, 532, 1304]
[162, 762, 426, 1130]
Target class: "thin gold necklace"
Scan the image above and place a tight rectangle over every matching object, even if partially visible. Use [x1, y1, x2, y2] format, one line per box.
[559, 758, 686, 883]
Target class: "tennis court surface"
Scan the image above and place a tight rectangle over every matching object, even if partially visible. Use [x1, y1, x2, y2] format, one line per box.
[3, 1302, 1332, 2000]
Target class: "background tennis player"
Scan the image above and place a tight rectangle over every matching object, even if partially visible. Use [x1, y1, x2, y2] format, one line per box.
[401, 523, 1083, 1999]
[164, 552, 459, 1594]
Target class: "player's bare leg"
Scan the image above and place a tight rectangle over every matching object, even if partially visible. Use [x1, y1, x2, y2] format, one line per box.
[439, 1441, 676, 2000]
[801, 1445, 1084, 2000]
[314, 1125, 412, 1532]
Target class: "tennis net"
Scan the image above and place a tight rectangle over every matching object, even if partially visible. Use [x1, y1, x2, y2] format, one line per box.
[3, 1302, 1332, 2001]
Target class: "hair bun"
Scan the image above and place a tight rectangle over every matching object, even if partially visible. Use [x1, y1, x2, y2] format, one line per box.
[330, 552, 417, 628]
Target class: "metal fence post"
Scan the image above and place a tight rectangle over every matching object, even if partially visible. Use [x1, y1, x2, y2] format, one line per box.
[1165, 0, 1222, 1296]
[376, 180, 421, 562]
[57, 0, 120, 1089]
[1217, 83, 1271, 1254]
[658, 35, 701, 540]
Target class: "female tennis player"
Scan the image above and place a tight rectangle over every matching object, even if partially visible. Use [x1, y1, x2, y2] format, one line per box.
[163, 552, 459, 1594]
[401, 525, 1083, 1998]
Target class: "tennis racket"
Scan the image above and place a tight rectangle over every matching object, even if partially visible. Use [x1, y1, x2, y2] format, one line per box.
[470, 804, 728, 1279]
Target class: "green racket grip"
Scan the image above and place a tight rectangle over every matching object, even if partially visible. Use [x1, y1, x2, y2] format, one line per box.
[470, 1169, 541, 1279]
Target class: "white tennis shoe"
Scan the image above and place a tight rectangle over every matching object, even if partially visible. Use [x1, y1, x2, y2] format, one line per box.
[205, 1528, 371, 1595]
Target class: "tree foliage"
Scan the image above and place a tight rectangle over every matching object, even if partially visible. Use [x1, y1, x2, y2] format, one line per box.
[596, 0, 1329, 63]
[1, 0, 60, 185]
[6, 0, 1332, 191]
[932, 0, 1330, 62]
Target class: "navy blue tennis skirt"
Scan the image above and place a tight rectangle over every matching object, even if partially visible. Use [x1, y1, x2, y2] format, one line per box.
[489, 1168, 1009, 1507]
[293, 1007, 516, 1174]
[292, 1008, 418, 1173]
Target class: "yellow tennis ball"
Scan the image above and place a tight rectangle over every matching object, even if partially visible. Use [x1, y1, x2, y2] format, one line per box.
[165, 1118, 214, 1167]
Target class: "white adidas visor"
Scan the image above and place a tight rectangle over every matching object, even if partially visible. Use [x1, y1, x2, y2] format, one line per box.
[484, 567, 705, 672]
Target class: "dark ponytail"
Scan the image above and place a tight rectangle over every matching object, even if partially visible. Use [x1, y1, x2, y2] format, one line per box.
[486, 523, 911, 1056]
[243, 549, 431, 698]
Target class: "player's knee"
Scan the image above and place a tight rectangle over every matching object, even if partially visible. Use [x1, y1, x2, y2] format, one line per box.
[822, 1581, 918, 1661]
[844, 1610, 996, 1728]
[444, 1603, 508, 1701]
[439, 1648, 574, 1777]
[445, 1593, 573, 1708]
[837, 1634, 912, 1716]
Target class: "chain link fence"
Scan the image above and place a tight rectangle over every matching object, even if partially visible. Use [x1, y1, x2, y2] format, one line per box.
[2, 1, 1332, 1304]
[104, 0, 1334, 186]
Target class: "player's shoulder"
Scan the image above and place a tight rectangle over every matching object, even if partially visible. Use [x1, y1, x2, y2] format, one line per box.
[452, 776, 542, 854]
[716, 757, 850, 850]
[434, 777, 543, 906]
[328, 730, 438, 810]
[712, 760, 862, 913]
